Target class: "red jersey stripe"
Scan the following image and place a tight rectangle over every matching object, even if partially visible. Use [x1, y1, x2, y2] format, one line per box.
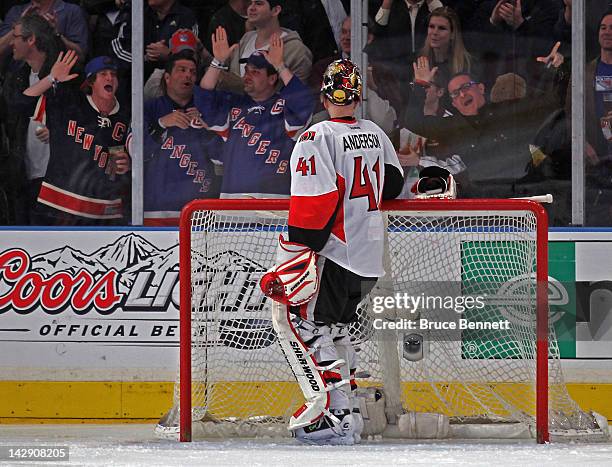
[33, 95, 46, 124]
[211, 127, 230, 141]
[38, 182, 123, 219]
[144, 217, 180, 227]
[289, 190, 338, 230]
[329, 117, 357, 124]
[330, 174, 346, 243]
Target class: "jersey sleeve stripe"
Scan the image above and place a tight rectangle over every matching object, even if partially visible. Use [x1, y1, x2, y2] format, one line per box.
[285, 120, 308, 141]
[208, 121, 230, 141]
[38, 182, 123, 219]
[330, 173, 346, 243]
[289, 190, 338, 230]
[111, 37, 132, 63]
[33, 95, 46, 124]
[126, 132, 133, 155]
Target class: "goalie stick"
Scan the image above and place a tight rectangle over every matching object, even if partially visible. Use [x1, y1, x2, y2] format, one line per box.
[511, 194, 554, 204]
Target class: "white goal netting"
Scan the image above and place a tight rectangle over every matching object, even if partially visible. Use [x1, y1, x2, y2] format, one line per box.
[156, 200, 607, 442]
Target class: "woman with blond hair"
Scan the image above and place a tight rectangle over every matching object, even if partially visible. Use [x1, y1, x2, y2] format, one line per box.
[403, 6, 477, 124]
[415, 6, 473, 88]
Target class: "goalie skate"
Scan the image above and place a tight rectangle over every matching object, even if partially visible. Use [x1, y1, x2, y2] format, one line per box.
[293, 409, 357, 445]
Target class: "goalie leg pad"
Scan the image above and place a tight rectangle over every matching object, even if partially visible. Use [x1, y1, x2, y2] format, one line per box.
[332, 324, 362, 442]
[271, 302, 350, 430]
[293, 318, 350, 412]
[260, 234, 318, 306]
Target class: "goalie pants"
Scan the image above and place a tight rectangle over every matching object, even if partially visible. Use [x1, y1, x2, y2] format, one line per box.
[289, 256, 377, 325]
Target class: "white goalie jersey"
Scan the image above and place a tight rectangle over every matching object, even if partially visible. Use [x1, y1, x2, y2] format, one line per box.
[288, 117, 403, 277]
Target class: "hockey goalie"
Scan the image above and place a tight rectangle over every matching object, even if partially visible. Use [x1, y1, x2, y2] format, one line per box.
[260, 59, 404, 445]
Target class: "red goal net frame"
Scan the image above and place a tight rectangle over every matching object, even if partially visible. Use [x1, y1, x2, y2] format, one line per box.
[177, 198, 550, 443]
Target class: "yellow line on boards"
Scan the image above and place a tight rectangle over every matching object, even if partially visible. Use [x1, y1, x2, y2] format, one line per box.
[0, 381, 610, 422]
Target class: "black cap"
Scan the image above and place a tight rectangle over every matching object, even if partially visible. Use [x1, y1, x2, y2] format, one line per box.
[241, 51, 277, 74]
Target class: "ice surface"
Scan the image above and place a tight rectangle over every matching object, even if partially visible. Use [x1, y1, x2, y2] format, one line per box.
[0, 424, 610, 466]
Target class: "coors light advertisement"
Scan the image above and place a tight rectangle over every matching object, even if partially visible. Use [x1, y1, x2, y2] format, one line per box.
[0, 230, 273, 372]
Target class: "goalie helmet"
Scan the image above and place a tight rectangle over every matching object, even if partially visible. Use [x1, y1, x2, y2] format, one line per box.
[412, 166, 457, 199]
[321, 59, 362, 106]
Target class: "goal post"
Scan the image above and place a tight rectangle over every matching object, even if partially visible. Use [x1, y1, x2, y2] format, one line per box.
[379, 199, 548, 444]
[164, 198, 607, 444]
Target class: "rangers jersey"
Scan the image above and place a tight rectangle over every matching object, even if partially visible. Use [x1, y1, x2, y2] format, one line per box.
[288, 117, 403, 277]
[143, 88, 220, 226]
[14, 84, 131, 220]
[198, 76, 313, 197]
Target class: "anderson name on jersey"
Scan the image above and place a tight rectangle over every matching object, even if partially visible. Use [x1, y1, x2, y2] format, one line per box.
[288, 117, 403, 277]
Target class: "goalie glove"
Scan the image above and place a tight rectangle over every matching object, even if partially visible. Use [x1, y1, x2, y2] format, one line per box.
[411, 166, 457, 199]
[260, 234, 319, 306]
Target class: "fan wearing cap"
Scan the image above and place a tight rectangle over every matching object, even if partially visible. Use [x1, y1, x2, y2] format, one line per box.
[143, 28, 208, 100]
[18, 51, 131, 225]
[198, 27, 313, 197]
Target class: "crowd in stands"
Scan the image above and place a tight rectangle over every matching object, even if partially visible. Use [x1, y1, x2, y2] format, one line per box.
[0, 0, 611, 226]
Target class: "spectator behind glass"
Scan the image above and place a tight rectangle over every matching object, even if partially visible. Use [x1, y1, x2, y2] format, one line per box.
[143, 51, 220, 226]
[471, 0, 559, 91]
[143, 28, 211, 100]
[581, 13, 612, 167]
[401, 6, 474, 126]
[420, 7, 473, 87]
[111, 0, 199, 81]
[82, 0, 127, 58]
[182, 0, 225, 48]
[0, 0, 89, 60]
[524, 8, 612, 226]
[366, 0, 443, 84]
[577, 12, 612, 225]
[406, 71, 543, 198]
[206, 0, 249, 52]
[310, 16, 397, 135]
[554, 1, 612, 62]
[1, 14, 62, 225]
[200, 28, 313, 197]
[217, 0, 313, 94]
[297, 0, 348, 64]
[14, 53, 131, 225]
[1, 2, 22, 21]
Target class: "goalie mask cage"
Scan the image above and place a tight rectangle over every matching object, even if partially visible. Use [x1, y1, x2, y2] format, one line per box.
[160, 199, 606, 443]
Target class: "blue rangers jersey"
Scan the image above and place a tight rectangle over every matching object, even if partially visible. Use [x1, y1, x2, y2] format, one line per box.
[12, 83, 131, 221]
[143, 87, 220, 226]
[198, 76, 313, 197]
